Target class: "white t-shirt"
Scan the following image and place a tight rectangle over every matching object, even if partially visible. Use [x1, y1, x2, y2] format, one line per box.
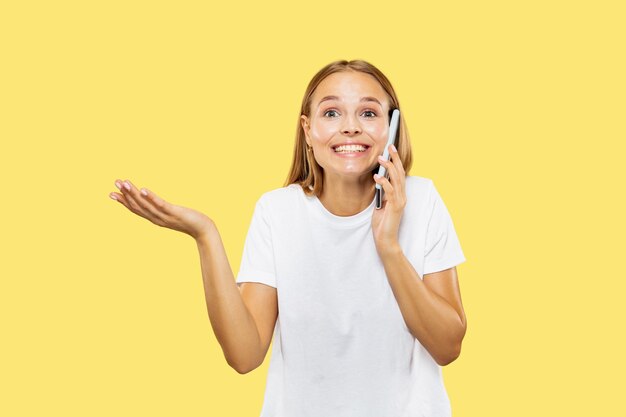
[236, 175, 466, 417]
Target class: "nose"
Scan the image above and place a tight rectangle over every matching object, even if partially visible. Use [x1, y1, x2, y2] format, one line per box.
[341, 114, 362, 135]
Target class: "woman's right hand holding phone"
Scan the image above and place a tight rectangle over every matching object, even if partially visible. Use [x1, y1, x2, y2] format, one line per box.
[110, 179, 213, 240]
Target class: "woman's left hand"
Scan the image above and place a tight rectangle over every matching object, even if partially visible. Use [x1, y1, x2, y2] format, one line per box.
[372, 143, 407, 254]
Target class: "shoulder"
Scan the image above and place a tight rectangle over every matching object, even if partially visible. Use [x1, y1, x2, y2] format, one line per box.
[405, 175, 435, 200]
[259, 183, 300, 202]
[403, 176, 440, 222]
[254, 184, 302, 214]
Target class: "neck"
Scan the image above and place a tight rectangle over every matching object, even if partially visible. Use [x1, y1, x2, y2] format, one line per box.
[318, 173, 376, 216]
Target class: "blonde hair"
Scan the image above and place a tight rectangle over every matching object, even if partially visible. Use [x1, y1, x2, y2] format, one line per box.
[283, 59, 413, 197]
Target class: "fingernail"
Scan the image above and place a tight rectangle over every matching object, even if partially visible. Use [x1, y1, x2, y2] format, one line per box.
[110, 193, 118, 200]
[378, 155, 385, 161]
[141, 188, 147, 196]
[390, 144, 397, 152]
[115, 181, 122, 190]
[124, 181, 131, 191]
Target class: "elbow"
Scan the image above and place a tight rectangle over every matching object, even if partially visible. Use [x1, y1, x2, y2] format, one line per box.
[229, 361, 255, 375]
[436, 343, 462, 367]
[232, 364, 255, 375]
[434, 339, 463, 366]
[438, 320, 466, 366]
[227, 355, 261, 375]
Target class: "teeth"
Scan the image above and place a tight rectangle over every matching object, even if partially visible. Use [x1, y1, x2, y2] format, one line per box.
[334, 145, 367, 152]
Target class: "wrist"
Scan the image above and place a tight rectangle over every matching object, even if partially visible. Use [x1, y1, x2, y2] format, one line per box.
[194, 220, 217, 243]
[376, 240, 402, 257]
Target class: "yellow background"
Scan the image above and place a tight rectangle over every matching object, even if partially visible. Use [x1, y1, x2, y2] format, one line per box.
[1, 0, 624, 415]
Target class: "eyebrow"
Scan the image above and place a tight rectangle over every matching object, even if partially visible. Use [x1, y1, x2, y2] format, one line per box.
[317, 95, 382, 107]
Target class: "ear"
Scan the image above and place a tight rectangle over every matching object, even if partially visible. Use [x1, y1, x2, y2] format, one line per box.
[300, 114, 311, 144]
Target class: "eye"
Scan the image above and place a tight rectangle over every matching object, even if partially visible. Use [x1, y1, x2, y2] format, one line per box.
[323, 109, 339, 118]
[362, 110, 377, 118]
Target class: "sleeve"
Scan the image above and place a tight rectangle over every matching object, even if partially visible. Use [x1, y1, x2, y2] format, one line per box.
[423, 180, 467, 275]
[235, 195, 277, 288]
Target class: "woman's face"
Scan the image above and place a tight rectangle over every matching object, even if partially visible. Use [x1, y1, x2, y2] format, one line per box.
[301, 71, 392, 180]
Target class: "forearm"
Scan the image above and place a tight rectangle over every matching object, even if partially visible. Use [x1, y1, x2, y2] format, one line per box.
[379, 244, 464, 366]
[195, 222, 262, 373]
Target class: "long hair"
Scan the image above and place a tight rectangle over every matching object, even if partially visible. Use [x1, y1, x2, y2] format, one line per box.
[283, 59, 413, 197]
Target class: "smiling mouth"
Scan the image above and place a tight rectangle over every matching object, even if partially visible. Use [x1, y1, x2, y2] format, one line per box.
[332, 145, 370, 154]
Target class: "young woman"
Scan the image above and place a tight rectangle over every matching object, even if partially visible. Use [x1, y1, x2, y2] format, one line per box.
[109, 59, 468, 417]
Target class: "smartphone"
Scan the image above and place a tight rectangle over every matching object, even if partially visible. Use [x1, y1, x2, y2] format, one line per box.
[375, 108, 400, 209]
